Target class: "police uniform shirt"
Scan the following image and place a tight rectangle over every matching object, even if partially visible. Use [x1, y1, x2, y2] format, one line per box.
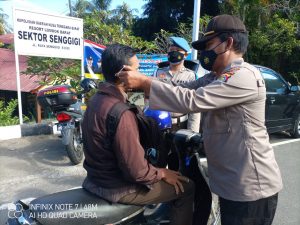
[155, 66, 201, 132]
[156, 66, 196, 84]
[149, 58, 283, 201]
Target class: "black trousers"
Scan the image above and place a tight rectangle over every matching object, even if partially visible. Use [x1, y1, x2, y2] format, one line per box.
[219, 193, 278, 225]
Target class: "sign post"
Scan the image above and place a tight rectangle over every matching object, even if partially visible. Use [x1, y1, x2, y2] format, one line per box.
[192, 0, 201, 60]
[13, 8, 83, 124]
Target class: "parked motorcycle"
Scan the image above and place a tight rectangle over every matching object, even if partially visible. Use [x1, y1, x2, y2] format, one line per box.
[37, 79, 97, 165]
[6, 129, 220, 225]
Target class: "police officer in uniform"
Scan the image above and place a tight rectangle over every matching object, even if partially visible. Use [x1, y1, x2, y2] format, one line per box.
[155, 36, 201, 133]
[119, 14, 283, 225]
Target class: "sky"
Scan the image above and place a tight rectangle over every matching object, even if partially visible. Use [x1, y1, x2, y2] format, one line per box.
[0, 0, 145, 30]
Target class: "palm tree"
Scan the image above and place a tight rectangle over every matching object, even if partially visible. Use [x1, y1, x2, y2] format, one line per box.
[111, 2, 138, 29]
[92, 0, 112, 11]
[71, 0, 94, 18]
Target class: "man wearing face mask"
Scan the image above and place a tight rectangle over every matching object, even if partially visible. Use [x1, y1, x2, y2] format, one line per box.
[118, 14, 283, 225]
[155, 36, 200, 133]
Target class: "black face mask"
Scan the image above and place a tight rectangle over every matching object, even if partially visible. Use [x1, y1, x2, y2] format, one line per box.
[199, 40, 227, 71]
[168, 51, 185, 64]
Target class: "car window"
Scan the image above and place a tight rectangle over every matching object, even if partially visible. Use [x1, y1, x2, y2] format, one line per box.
[261, 70, 287, 94]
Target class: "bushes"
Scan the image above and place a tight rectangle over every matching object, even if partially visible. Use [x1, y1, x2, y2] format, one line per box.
[0, 99, 28, 126]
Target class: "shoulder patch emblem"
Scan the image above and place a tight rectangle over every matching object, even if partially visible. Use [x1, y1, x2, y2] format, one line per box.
[158, 72, 167, 79]
[218, 67, 240, 82]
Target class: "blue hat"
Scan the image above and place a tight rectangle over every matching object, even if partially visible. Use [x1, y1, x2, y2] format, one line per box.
[169, 36, 191, 53]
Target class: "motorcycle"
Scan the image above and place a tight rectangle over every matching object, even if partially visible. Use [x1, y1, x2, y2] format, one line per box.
[6, 129, 220, 225]
[36, 80, 97, 165]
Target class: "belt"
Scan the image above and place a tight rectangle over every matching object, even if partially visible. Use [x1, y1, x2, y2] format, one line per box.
[171, 115, 188, 124]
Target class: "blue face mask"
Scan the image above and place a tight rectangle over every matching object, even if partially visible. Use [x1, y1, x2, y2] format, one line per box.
[199, 40, 227, 71]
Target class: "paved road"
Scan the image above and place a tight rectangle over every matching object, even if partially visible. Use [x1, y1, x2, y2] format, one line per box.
[270, 134, 300, 225]
[0, 135, 86, 205]
[0, 134, 299, 224]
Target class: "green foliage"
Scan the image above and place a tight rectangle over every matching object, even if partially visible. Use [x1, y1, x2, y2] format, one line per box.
[287, 72, 300, 85]
[0, 7, 12, 33]
[247, 14, 300, 78]
[0, 99, 29, 126]
[83, 12, 157, 53]
[110, 2, 138, 29]
[23, 4, 155, 92]
[24, 57, 82, 91]
[153, 16, 211, 53]
[153, 29, 173, 53]
[219, 1, 300, 80]
[22, 0, 299, 89]
[72, 0, 137, 30]
[219, 0, 271, 28]
[0, 24, 4, 35]
[71, 0, 94, 17]
[71, 0, 112, 17]
[132, 0, 219, 40]
[92, 0, 112, 11]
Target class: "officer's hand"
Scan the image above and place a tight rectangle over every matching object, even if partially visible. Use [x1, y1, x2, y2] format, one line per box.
[118, 65, 152, 92]
[160, 168, 190, 195]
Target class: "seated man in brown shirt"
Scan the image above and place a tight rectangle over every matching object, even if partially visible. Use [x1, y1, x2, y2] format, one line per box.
[81, 44, 195, 225]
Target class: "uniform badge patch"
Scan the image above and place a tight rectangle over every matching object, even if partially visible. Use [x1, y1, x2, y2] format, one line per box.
[218, 68, 240, 82]
[158, 72, 167, 79]
[204, 57, 210, 65]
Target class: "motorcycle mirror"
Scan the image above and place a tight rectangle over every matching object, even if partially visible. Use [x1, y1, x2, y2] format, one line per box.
[80, 78, 97, 93]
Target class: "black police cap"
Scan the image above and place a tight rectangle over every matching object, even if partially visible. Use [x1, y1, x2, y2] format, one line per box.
[192, 14, 247, 50]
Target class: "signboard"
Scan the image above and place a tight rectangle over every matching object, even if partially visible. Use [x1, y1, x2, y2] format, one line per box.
[84, 40, 106, 80]
[137, 54, 168, 76]
[13, 8, 83, 59]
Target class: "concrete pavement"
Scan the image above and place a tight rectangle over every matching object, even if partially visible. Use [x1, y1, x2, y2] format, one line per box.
[0, 135, 86, 205]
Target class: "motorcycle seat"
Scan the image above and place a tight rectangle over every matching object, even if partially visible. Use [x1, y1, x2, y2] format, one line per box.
[29, 188, 144, 225]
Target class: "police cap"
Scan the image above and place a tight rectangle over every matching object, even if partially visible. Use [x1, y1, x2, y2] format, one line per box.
[192, 14, 247, 50]
[169, 36, 191, 53]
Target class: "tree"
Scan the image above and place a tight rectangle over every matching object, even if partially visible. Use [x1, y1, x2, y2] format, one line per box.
[132, 0, 219, 40]
[248, 14, 300, 81]
[0, 99, 29, 126]
[83, 11, 157, 53]
[111, 2, 138, 29]
[24, 57, 82, 90]
[132, 0, 179, 40]
[71, 0, 94, 17]
[92, 0, 112, 11]
[24, 9, 157, 90]
[0, 7, 11, 34]
[219, 0, 273, 30]
[269, 0, 300, 22]
[219, 0, 300, 82]
[153, 15, 211, 53]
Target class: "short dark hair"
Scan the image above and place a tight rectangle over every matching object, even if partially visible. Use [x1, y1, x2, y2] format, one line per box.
[218, 32, 249, 54]
[101, 44, 136, 83]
